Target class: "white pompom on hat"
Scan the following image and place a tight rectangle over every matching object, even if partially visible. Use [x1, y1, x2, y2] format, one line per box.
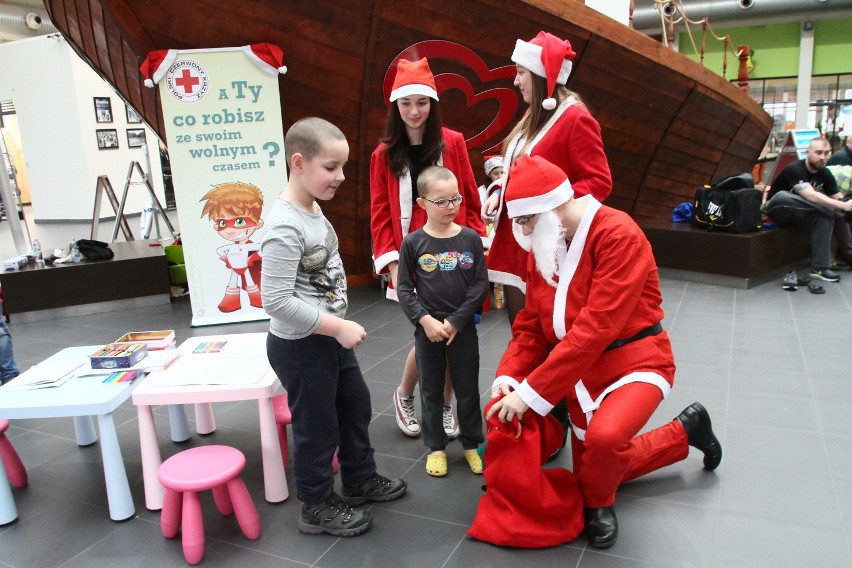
[389, 58, 439, 102]
[505, 155, 574, 218]
[511, 31, 577, 110]
[483, 155, 504, 175]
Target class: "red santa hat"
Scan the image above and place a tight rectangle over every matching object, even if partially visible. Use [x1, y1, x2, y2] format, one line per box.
[483, 155, 504, 175]
[140, 49, 177, 88]
[389, 58, 438, 102]
[505, 155, 574, 218]
[511, 31, 576, 111]
[241, 43, 288, 76]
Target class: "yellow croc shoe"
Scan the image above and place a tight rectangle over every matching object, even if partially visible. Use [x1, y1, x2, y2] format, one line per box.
[426, 451, 448, 477]
[464, 449, 484, 474]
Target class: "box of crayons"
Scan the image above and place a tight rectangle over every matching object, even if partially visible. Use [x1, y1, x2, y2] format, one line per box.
[113, 330, 175, 351]
[90, 342, 149, 369]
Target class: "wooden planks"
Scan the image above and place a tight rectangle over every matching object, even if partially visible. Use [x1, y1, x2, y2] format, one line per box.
[42, 0, 772, 278]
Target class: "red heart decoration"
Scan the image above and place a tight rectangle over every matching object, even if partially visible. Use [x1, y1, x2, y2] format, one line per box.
[384, 40, 518, 152]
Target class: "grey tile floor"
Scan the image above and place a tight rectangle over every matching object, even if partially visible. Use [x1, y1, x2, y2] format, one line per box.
[1, 213, 851, 566]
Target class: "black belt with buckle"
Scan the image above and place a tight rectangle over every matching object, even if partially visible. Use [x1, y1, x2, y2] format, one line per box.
[604, 322, 663, 351]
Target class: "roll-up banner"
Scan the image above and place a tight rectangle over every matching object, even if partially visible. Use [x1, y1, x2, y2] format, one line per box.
[141, 44, 287, 326]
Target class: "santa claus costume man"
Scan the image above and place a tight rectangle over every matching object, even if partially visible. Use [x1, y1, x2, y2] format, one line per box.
[486, 155, 722, 549]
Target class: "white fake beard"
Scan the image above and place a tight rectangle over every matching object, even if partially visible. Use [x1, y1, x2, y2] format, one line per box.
[529, 210, 566, 286]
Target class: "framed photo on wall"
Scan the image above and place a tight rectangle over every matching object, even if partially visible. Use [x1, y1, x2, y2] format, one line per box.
[94, 97, 113, 123]
[126, 128, 147, 148]
[126, 105, 142, 124]
[96, 128, 119, 150]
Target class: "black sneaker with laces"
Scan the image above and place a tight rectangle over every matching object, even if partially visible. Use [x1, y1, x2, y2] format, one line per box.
[810, 266, 840, 282]
[299, 493, 372, 537]
[341, 472, 407, 506]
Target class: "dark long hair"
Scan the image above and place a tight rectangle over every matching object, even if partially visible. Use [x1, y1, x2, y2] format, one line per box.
[380, 99, 444, 178]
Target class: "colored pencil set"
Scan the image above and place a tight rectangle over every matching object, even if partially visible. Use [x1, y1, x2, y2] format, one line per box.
[102, 370, 141, 384]
[193, 341, 227, 354]
[91, 343, 146, 358]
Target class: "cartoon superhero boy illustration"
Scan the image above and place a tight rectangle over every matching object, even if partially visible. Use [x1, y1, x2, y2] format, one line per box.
[199, 182, 265, 313]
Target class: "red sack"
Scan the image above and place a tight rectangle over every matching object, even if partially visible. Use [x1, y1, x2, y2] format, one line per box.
[467, 397, 584, 548]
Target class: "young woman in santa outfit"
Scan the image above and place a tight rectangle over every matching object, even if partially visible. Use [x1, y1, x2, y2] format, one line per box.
[369, 57, 487, 439]
[481, 31, 612, 325]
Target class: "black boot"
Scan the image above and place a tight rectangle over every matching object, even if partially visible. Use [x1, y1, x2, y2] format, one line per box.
[546, 400, 570, 463]
[584, 506, 618, 549]
[676, 402, 722, 471]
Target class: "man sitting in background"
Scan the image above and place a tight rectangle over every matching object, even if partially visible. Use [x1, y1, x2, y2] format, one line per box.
[764, 137, 852, 292]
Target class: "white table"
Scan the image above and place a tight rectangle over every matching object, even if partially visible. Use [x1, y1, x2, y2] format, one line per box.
[0, 345, 140, 521]
[132, 332, 288, 510]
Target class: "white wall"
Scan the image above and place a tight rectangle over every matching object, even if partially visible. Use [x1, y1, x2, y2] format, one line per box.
[0, 35, 165, 222]
[586, 0, 631, 25]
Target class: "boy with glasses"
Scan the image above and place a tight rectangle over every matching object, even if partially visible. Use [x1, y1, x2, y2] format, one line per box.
[396, 166, 489, 477]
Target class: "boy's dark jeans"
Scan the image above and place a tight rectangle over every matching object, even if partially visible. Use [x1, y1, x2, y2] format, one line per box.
[414, 314, 484, 452]
[266, 332, 376, 505]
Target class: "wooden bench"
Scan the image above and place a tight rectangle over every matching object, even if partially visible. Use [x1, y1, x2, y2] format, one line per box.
[0, 240, 171, 323]
[638, 218, 810, 289]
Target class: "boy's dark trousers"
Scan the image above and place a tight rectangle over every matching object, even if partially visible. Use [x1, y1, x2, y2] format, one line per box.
[266, 332, 376, 505]
[414, 314, 484, 452]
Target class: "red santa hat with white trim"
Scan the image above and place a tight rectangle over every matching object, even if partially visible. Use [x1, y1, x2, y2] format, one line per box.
[483, 155, 504, 176]
[139, 49, 177, 88]
[389, 58, 438, 102]
[241, 43, 288, 76]
[511, 31, 577, 111]
[504, 155, 574, 218]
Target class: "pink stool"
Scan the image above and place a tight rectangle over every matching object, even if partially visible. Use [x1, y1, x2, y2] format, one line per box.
[158, 445, 261, 565]
[272, 394, 339, 473]
[0, 419, 27, 488]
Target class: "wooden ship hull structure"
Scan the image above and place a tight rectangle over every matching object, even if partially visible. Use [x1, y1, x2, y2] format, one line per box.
[43, 0, 772, 277]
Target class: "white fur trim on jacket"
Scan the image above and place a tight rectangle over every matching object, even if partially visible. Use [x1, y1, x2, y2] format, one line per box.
[553, 196, 601, 339]
[570, 372, 672, 441]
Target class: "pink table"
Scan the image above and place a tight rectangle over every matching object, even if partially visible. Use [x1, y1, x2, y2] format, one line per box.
[132, 332, 288, 510]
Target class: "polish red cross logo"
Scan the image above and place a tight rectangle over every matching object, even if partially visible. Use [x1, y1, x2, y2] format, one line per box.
[165, 59, 209, 103]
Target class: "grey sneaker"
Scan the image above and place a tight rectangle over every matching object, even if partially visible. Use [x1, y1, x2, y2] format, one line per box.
[810, 266, 840, 282]
[443, 405, 460, 439]
[299, 493, 372, 537]
[782, 270, 798, 291]
[393, 389, 420, 437]
[341, 473, 407, 506]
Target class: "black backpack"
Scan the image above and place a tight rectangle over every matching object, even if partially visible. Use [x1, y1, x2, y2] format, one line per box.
[690, 173, 763, 233]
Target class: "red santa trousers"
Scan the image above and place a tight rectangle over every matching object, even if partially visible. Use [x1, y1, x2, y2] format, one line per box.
[570, 381, 689, 508]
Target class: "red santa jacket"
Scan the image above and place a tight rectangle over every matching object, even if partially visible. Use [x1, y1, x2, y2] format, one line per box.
[369, 127, 486, 275]
[494, 199, 675, 421]
[468, 397, 584, 548]
[488, 98, 612, 289]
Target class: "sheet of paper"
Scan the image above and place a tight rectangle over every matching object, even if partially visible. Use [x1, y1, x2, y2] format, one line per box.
[2, 358, 84, 389]
[217, 340, 266, 359]
[149, 355, 270, 386]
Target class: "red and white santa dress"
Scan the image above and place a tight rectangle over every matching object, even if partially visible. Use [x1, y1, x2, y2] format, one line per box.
[369, 58, 485, 300]
[487, 31, 612, 290]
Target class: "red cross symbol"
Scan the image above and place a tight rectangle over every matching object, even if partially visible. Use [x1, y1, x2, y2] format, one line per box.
[174, 68, 200, 94]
